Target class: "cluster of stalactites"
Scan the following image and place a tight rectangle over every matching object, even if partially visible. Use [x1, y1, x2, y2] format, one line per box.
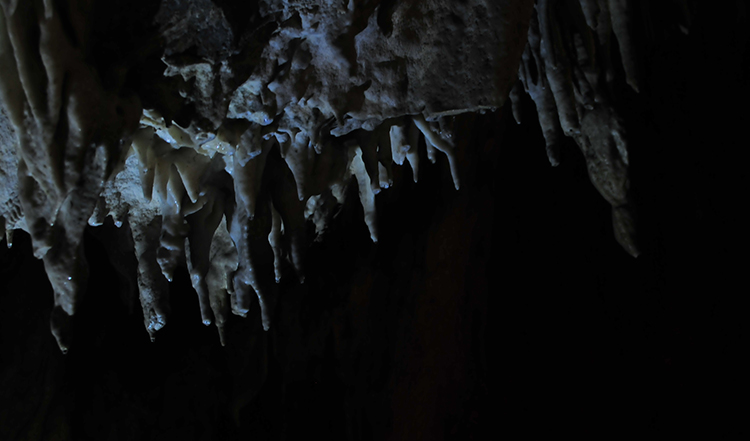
[96, 109, 458, 345]
[508, 0, 644, 257]
[0, 0, 672, 352]
[0, 0, 464, 351]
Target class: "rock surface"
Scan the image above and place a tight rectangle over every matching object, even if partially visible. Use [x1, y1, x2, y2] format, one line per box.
[0, 0, 747, 439]
[0, 0, 683, 352]
[0, 0, 539, 346]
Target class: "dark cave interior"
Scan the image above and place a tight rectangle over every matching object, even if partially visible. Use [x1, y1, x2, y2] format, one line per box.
[0, 1, 747, 439]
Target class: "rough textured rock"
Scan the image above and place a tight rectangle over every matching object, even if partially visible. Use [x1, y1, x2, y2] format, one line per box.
[0, 0, 541, 347]
[0, 0, 702, 360]
[513, 0, 640, 256]
[0, 0, 746, 439]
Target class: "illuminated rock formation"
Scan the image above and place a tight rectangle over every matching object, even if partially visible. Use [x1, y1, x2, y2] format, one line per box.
[1, 0, 658, 351]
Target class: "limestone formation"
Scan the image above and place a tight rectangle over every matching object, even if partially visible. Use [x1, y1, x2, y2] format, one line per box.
[0, 0, 659, 350]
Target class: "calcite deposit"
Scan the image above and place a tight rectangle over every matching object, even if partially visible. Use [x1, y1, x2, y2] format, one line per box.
[512, 0, 640, 257]
[0, 0, 651, 351]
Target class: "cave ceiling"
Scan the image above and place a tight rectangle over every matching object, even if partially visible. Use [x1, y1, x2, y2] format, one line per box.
[0, 0, 670, 350]
[1, 0, 747, 438]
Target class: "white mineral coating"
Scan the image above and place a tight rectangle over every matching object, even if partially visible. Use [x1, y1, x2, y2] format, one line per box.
[185, 186, 226, 326]
[350, 144, 378, 243]
[0, 0, 651, 349]
[405, 119, 421, 183]
[413, 114, 460, 190]
[205, 215, 238, 346]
